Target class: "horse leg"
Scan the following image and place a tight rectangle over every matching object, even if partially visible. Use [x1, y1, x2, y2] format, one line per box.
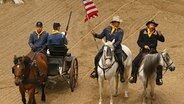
[41, 84, 46, 102]
[19, 86, 26, 104]
[124, 66, 130, 98]
[32, 93, 36, 104]
[109, 78, 114, 104]
[98, 77, 104, 104]
[141, 78, 147, 104]
[28, 88, 36, 104]
[113, 74, 119, 97]
[150, 76, 156, 101]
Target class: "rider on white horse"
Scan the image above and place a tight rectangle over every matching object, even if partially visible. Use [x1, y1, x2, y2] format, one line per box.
[90, 16, 127, 83]
[129, 20, 165, 85]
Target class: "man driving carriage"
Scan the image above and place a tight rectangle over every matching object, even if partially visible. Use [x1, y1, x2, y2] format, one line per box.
[28, 21, 49, 53]
[90, 16, 127, 83]
[129, 20, 165, 85]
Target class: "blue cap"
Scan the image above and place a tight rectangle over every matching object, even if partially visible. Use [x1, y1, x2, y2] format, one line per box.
[36, 21, 43, 27]
[53, 22, 61, 29]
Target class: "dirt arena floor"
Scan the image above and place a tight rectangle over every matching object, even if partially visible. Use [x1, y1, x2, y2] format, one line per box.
[0, 0, 184, 104]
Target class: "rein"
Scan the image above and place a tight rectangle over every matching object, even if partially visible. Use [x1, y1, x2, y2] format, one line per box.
[98, 61, 115, 80]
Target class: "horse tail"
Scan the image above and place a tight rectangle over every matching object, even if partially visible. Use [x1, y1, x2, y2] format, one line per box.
[146, 77, 149, 88]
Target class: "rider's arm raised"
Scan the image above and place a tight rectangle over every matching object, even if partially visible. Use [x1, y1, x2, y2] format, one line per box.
[156, 31, 165, 42]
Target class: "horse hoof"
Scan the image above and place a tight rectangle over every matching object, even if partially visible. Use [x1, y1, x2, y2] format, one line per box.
[124, 91, 128, 98]
[151, 96, 156, 100]
[110, 100, 113, 104]
[113, 91, 118, 97]
[124, 94, 128, 98]
[42, 102, 46, 104]
[99, 99, 102, 104]
[113, 94, 118, 97]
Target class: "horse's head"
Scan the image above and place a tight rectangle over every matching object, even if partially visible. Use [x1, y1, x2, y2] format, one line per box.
[102, 39, 115, 66]
[12, 55, 31, 86]
[160, 49, 175, 71]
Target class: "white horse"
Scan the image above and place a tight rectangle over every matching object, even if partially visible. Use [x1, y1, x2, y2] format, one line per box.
[98, 39, 132, 104]
[139, 49, 175, 104]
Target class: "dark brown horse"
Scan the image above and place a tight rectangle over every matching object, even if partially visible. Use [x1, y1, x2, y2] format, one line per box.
[12, 51, 48, 104]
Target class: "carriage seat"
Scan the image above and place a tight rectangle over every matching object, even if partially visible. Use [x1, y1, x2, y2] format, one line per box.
[48, 44, 68, 56]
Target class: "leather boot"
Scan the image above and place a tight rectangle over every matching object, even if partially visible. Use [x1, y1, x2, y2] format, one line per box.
[118, 67, 125, 83]
[156, 78, 163, 85]
[156, 65, 163, 85]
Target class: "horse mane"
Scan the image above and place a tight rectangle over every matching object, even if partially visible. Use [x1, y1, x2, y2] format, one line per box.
[142, 53, 160, 79]
[14, 56, 22, 64]
[23, 56, 32, 67]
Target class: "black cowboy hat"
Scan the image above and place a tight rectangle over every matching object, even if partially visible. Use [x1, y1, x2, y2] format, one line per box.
[146, 20, 158, 27]
[36, 21, 43, 27]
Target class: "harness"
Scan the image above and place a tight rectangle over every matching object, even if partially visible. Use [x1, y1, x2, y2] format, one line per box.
[98, 61, 116, 80]
[14, 49, 45, 85]
[97, 45, 116, 80]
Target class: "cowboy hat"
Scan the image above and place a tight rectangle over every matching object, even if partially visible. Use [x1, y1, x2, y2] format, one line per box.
[111, 16, 122, 23]
[146, 20, 158, 27]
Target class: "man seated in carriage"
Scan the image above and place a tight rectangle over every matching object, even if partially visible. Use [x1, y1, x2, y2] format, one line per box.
[47, 22, 68, 56]
[90, 16, 127, 83]
[28, 21, 49, 53]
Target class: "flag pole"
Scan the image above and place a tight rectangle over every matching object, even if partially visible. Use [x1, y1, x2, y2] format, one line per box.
[82, 0, 99, 50]
[87, 15, 99, 51]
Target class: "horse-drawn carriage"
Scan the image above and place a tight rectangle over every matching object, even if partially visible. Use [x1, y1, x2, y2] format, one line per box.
[46, 44, 78, 92]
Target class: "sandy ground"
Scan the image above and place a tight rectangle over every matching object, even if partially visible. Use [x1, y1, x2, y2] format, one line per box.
[0, 0, 184, 104]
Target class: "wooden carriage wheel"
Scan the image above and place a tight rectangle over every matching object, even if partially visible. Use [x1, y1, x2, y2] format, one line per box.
[69, 57, 78, 92]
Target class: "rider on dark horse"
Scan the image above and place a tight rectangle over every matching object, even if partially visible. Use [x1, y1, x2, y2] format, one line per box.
[28, 21, 49, 53]
[90, 16, 127, 83]
[129, 20, 165, 85]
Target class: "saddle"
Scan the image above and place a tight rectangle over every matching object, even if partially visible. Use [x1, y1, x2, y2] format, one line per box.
[114, 50, 127, 62]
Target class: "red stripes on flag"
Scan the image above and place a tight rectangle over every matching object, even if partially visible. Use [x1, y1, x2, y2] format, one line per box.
[83, 0, 98, 22]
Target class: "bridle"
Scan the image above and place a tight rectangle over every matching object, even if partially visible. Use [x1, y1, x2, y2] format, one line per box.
[161, 52, 174, 70]
[12, 57, 34, 81]
[12, 63, 26, 80]
[98, 45, 116, 79]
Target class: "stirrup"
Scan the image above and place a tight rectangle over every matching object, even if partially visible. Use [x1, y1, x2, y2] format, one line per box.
[129, 76, 137, 83]
[90, 71, 97, 79]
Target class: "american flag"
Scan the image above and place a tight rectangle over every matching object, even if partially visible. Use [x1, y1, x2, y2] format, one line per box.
[83, 0, 98, 22]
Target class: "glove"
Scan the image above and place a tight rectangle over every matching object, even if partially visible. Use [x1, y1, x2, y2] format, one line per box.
[31, 46, 37, 52]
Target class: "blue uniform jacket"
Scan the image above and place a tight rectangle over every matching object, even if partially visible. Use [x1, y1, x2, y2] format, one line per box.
[28, 31, 48, 50]
[47, 33, 68, 45]
[137, 28, 165, 53]
[94, 26, 124, 53]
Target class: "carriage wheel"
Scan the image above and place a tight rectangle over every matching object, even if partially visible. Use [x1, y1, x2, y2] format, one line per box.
[69, 57, 78, 92]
